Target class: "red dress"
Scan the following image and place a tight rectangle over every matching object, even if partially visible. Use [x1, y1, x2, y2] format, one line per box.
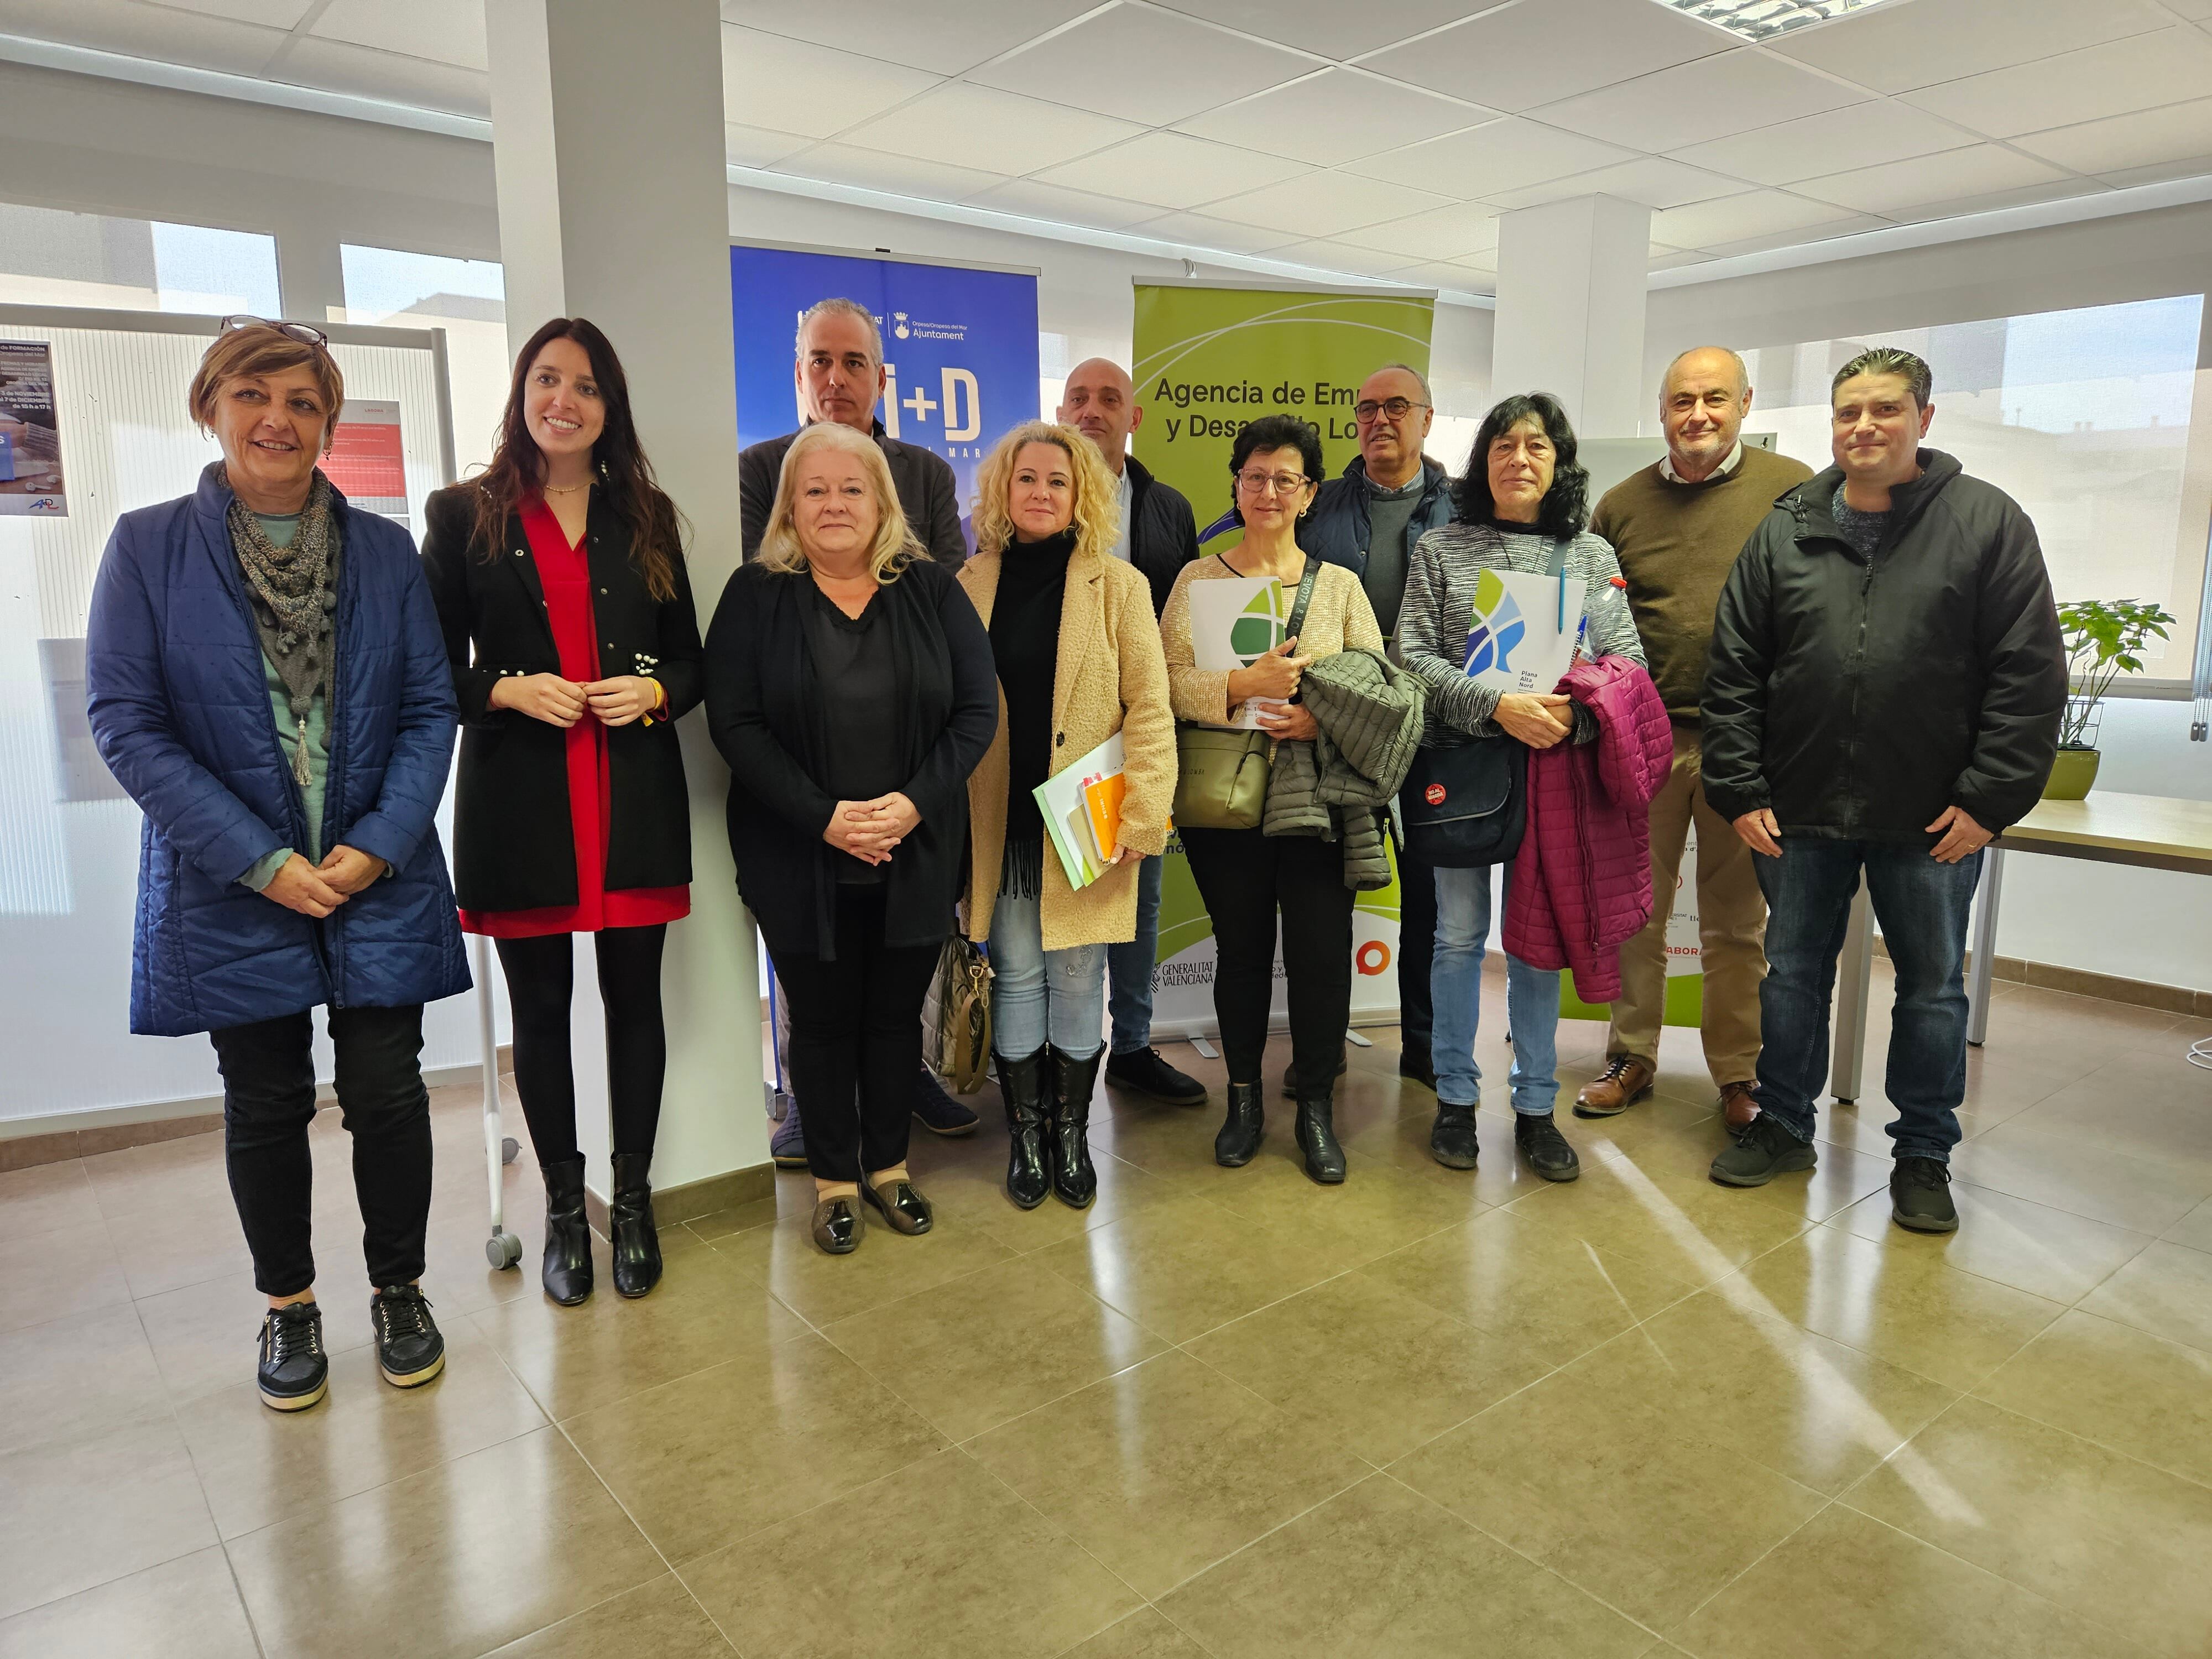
[458, 497, 690, 938]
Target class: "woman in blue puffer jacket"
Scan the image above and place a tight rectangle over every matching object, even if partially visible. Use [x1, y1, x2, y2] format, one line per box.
[85, 318, 468, 1415]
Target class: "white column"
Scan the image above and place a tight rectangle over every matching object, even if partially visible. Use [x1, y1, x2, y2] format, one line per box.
[1490, 195, 1652, 439]
[484, 0, 765, 1212]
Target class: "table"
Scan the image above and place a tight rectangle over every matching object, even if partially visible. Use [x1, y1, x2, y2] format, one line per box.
[1829, 791, 2212, 1103]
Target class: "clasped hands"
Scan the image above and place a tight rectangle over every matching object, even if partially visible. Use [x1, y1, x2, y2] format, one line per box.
[491, 672, 662, 727]
[1228, 637, 1321, 742]
[1731, 804, 1990, 863]
[824, 792, 922, 866]
[263, 844, 386, 918]
[1494, 691, 1574, 750]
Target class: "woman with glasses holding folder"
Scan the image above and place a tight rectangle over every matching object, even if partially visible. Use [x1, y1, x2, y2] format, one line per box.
[959, 422, 1176, 1213]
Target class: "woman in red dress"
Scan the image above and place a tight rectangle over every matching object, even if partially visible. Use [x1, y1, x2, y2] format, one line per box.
[423, 317, 702, 1305]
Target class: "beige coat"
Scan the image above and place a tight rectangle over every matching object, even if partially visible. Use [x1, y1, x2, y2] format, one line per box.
[959, 545, 1177, 951]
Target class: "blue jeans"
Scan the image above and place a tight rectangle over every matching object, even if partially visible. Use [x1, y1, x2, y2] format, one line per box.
[1107, 854, 1162, 1055]
[1430, 865, 1561, 1114]
[1752, 838, 1981, 1162]
[989, 892, 1107, 1060]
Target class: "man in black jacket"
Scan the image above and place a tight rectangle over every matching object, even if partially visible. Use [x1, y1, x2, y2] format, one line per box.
[1703, 347, 2065, 1233]
[737, 297, 967, 568]
[739, 296, 975, 1156]
[1058, 357, 1207, 1108]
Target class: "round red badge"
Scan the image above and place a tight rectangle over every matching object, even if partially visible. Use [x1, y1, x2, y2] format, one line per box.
[1424, 783, 1446, 806]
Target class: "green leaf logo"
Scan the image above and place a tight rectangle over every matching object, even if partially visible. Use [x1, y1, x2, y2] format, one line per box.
[1228, 581, 1288, 667]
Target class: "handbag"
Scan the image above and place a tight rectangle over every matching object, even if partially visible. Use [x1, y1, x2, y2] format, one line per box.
[1171, 555, 1321, 832]
[921, 933, 994, 1094]
[1398, 537, 1571, 870]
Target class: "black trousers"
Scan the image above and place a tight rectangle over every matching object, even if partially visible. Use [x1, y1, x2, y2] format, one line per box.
[768, 885, 941, 1183]
[494, 925, 669, 1168]
[1180, 828, 1354, 1091]
[1396, 839, 1435, 1057]
[208, 1003, 431, 1298]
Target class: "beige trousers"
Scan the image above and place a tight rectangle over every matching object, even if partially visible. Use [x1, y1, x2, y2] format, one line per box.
[1606, 726, 1766, 1087]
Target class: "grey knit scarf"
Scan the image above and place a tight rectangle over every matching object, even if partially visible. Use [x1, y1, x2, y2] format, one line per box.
[225, 467, 340, 786]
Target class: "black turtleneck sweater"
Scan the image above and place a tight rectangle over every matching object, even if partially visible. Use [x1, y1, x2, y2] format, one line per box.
[989, 527, 1075, 897]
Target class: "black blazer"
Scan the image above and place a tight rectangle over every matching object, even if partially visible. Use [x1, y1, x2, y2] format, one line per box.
[704, 557, 996, 961]
[1124, 455, 1200, 617]
[421, 483, 704, 912]
[738, 420, 968, 570]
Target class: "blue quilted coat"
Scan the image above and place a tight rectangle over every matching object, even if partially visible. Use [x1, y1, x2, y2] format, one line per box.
[86, 466, 470, 1037]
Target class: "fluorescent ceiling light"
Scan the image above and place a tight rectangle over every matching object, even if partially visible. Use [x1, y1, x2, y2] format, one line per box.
[1644, 0, 1904, 44]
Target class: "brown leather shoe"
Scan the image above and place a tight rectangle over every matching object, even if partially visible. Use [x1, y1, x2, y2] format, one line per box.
[1717, 1081, 1761, 1130]
[1573, 1055, 1655, 1118]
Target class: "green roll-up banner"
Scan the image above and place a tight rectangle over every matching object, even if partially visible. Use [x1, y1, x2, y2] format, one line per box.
[1132, 284, 1438, 548]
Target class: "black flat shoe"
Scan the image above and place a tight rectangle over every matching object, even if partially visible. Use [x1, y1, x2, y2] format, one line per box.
[370, 1285, 445, 1389]
[608, 1151, 662, 1298]
[1295, 1094, 1346, 1185]
[1514, 1112, 1581, 1182]
[540, 1155, 593, 1306]
[257, 1301, 328, 1412]
[1215, 1082, 1264, 1167]
[1430, 1104, 1480, 1170]
[912, 1067, 980, 1136]
[997, 1048, 1050, 1209]
[812, 1195, 864, 1255]
[861, 1177, 933, 1235]
[1105, 1046, 1208, 1107]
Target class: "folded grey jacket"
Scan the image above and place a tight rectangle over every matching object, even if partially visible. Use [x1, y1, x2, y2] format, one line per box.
[1263, 649, 1426, 891]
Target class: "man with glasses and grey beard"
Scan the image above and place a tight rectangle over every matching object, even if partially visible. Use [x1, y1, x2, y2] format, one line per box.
[1299, 363, 1456, 1099]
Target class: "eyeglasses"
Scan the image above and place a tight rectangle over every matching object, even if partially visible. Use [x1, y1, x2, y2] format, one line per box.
[220, 315, 331, 350]
[1354, 397, 1430, 424]
[1235, 469, 1311, 496]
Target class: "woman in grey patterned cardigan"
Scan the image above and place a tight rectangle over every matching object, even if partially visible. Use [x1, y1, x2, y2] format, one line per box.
[1397, 392, 1646, 1185]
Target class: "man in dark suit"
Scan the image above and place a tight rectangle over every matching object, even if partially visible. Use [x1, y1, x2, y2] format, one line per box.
[737, 297, 966, 567]
[739, 296, 975, 1160]
[1057, 357, 1207, 1109]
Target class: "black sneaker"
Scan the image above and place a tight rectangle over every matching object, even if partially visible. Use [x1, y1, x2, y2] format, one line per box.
[770, 1107, 808, 1169]
[912, 1067, 979, 1136]
[1890, 1157, 1959, 1233]
[1281, 1053, 1348, 1099]
[1400, 1046, 1437, 1092]
[257, 1301, 328, 1412]
[1514, 1112, 1580, 1182]
[1430, 1103, 1479, 1170]
[370, 1285, 446, 1389]
[1105, 1046, 1208, 1107]
[1709, 1114, 1817, 1187]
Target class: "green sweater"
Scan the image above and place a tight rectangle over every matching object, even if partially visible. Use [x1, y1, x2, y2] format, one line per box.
[1590, 445, 1813, 722]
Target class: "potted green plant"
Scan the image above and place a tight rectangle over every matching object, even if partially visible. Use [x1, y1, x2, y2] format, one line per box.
[2046, 598, 2176, 800]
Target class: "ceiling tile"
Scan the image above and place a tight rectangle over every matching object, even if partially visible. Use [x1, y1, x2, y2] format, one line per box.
[0, 0, 291, 76]
[841, 81, 1142, 173]
[1646, 249, 1714, 272]
[773, 142, 1009, 205]
[2094, 152, 2212, 190]
[1793, 144, 2072, 216]
[720, 27, 938, 138]
[1034, 132, 1312, 210]
[1667, 105, 1976, 187]
[311, 0, 485, 70]
[276, 35, 488, 116]
[1269, 239, 1431, 279]
[969, 3, 1314, 127]
[1772, 0, 2175, 95]
[724, 123, 811, 169]
[1151, 0, 1498, 62]
[1650, 189, 1884, 250]
[1126, 211, 1301, 254]
[1390, 258, 1498, 291]
[2012, 97, 2212, 175]
[1203, 169, 1453, 239]
[1344, 117, 1639, 201]
[1696, 213, 1889, 258]
[1903, 29, 2212, 139]
[714, 0, 1097, 77]
[1176, 67, 1493, 167]
[1484, 155, 1746, 212]
[962, 178, 1168, 231]
[1357, 0, 1723, 115]
[147, 0, 311, 24]
[1533, 48, 1866, 153]
[1335, 203, 1500, 262]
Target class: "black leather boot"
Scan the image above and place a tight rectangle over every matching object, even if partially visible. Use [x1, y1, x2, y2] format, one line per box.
[1295, 1093, 1347, 1185]
[608, 1151, 662, 1298]
[540, 1155, 593, 1306]
[1215, 1082, 1264, 1167]
[1047, 1046, 1102, 1209]
[997, 1050, 1050, 1210]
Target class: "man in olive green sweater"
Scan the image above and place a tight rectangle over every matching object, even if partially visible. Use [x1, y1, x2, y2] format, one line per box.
[1575, 348, 1814, 1129]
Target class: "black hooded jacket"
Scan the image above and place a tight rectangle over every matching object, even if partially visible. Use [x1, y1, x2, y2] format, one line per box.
[1702, 448, 2065, 840]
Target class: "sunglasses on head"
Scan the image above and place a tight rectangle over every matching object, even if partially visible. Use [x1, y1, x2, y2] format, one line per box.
[220, 315, 331, 350]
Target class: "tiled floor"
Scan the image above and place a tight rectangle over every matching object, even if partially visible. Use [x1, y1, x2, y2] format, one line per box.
[4, 967, 2211, 1658]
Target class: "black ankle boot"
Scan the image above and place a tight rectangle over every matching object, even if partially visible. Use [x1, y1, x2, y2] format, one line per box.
[1215, 1082, 1264, 1167]
[608, 1151, 662, 1298]
[997, 1050, 1050, 1209]
[540, 1155, 593, 1306]
[1047, 1046, 1102, 1209]
[1295, 1095, 1346, 1184]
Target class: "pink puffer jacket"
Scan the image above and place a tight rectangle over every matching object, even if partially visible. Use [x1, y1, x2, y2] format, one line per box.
[1504, 655, 1673, 1001]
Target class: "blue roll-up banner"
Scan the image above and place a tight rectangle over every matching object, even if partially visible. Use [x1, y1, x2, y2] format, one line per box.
[729, 243, 1040, 535]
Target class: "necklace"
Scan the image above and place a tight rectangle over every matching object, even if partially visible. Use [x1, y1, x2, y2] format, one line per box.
[543, 479, 592, 495]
